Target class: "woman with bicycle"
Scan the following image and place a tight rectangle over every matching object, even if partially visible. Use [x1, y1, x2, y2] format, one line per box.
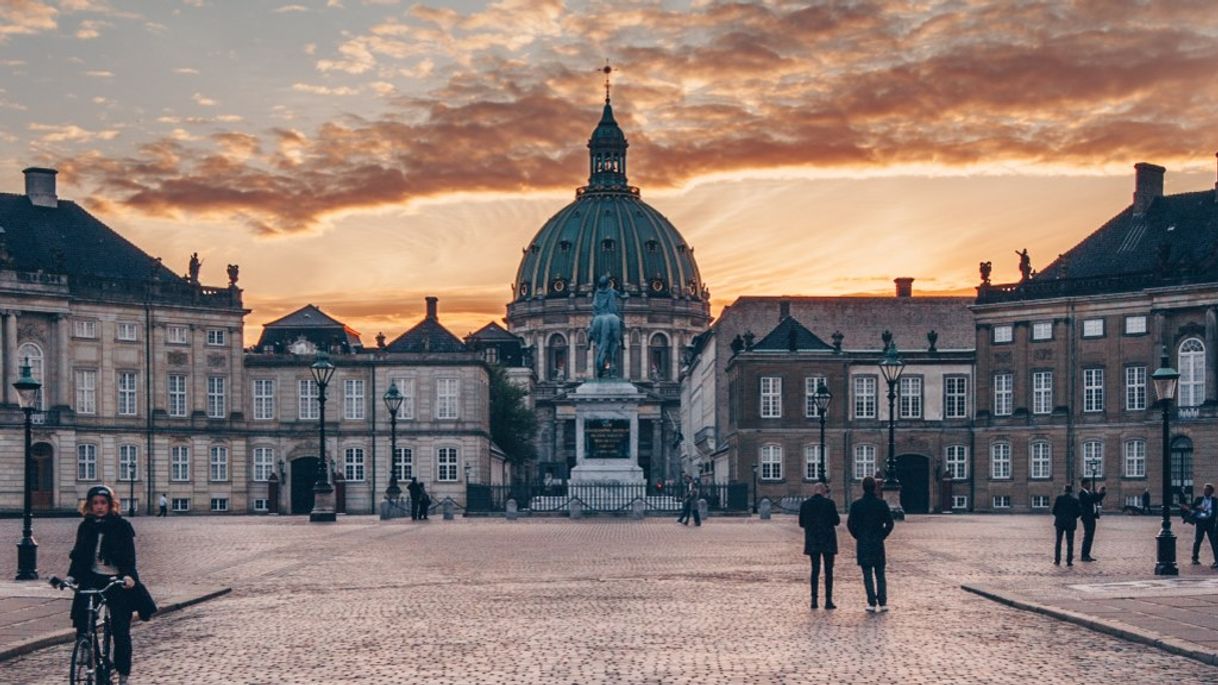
[64, 485, 141, 685]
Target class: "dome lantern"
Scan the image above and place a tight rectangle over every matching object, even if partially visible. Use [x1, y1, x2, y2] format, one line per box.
[583, 64, 630, 194]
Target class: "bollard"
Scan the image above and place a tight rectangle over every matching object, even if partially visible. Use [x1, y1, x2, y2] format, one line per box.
[759, 498, 772, 520]
[570, 499, 583, 519]
[443, 499, 454, 520]
[506, 498, 519, 521]
[631, 499, 645, 520]
[697, 498, 709, 522]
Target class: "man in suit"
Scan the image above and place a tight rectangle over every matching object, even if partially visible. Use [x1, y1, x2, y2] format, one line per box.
[799, 483, 839, 609]
[847, 476, 895, 612]
[1052, 484, 1082, 566]
[1189, 483, 1218, 566]
[677, 475, 701, 526]
[1077, 479, 1106, 562]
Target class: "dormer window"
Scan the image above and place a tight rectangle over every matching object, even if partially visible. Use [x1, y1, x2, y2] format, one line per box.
[645, 240, 658, 253]
[602, 238, 615, 252]
[559, 240, 571, 252]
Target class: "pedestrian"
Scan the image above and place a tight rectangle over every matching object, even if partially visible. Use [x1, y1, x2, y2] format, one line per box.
[418, 482, 431, 520]
[1077, 479, 1106, 562]
[847, 476, 895, 612]
[157, 493, 168, 517]
[407, 477, 423, 520]
[676, 475, 701, 526]
[799, 482, 839, 609]
[64, 485, 156, 685]
[1051, 484, 1081, 566]
[1142, 488, 1152, 514]
[1188, 483, 1218, 567]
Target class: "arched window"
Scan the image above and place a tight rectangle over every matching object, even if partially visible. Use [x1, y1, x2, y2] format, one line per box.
[1179, 338, 1205, 407]
[649, 333, 669, 380]
[17, 342, 44, 410]
[547, 333, 567, 381]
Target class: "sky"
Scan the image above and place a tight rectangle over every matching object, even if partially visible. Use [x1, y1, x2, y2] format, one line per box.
[0, 0, 1216, 344]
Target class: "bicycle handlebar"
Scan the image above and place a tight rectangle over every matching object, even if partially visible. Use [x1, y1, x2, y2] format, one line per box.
[49, 575, 124, 594]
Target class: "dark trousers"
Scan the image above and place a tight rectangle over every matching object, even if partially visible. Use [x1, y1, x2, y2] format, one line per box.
[677, 499, 700, 525]
[1081, 518, 1097, 558]
[809, 552, 834, 603]
[1054, 526, 1075, 564]
[1193, 519, 1218, 561]
[861, 564, 887, 607]
[157, 505, 167, 517]
[73, 572, 133, 676]
[410, 498, 419, 520]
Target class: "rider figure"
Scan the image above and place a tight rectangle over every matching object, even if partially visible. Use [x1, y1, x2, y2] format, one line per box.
[588, 275, 627, 377]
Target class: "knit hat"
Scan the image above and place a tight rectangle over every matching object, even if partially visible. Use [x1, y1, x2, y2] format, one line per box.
[85, 485, 113, 502]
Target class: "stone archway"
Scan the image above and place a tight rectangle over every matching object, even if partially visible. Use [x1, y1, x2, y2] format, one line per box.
[291, 457, 322, 515]
[895, 454, 931, 515]
[31, 442, 53, 511]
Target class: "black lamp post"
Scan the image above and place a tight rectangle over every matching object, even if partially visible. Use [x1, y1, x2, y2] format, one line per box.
[383, 383, 403, 501]
[1152, 346, 1180, 576]
[751, 462, 759, 514]
[309, 353, 337, 523]
[878, 341, 905, 517]
[14, 360, 41, 580]
[812, 381, 832, 484]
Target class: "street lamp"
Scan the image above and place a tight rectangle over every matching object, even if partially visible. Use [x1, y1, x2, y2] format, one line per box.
[1152, 346, 1180, 576]
[383, 383, 403, 501]
[751, 462, 759, 514]
[878, 340, 905, 517]
[812, 381, 832, 484]
[309, 353, 337, 523]
[14, 360, 41, 580]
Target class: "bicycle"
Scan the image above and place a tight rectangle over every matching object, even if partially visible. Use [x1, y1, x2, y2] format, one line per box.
[50, 575, 124, 685]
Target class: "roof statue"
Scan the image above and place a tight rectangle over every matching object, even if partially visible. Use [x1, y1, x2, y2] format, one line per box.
[1016, 249, 1031, 282]
[188, 252, 201, 284]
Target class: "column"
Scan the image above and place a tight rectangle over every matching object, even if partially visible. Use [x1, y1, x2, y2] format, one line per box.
[56, 314, 69, 407]
[651, 416, 663, 478]
[623, 329, 631, 380]
[1206, 307, 1217, 404]
[3, 310, 17, 405]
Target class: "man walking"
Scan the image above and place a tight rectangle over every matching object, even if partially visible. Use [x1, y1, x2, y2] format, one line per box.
[677, 475, 701, 526]
[847, 476, 895, 612]
[157, 493, 168, 518]
[1051, 484, 1081, 566]
[1189, 483, 1218, 566]
[407, 477, 423, 520]
[1077, 479, 1106, 562]
[799, 483, 839, 609]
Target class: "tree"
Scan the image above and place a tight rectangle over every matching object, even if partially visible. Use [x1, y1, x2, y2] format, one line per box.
[488, 363, 537, 468]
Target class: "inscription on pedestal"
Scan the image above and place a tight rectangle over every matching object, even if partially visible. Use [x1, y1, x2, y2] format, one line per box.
[584, 418, 630, 459]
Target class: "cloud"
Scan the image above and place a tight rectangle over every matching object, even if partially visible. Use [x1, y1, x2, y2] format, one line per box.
[173, 67, 199, 75]
[291, 83, 360, 96]
[29, 122, 119, 142]
[74, 18, 109, 39]
[0, 0, 58, 39]
[273, 4, 308, 13]
[192, 92, 218, 106]
[83, 69, 113, 77]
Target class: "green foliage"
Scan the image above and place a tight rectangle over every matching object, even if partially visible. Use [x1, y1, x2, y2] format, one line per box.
[488, 363, 537, 466]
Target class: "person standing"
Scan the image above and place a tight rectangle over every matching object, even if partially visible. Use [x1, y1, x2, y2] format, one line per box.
[1189, 483, 1218, 567]
[157, 493, 168, 517]
[799, 483, 839, 609]
[1142, 488, 1152, 514]
[1078, 480, 1106, 562]
[407, 477, 423, 520]
[677, 476, 701, 526]
[1051, 484, 1081, 566]
[847, 476, 895, 612]
[418, 482, 431, 520]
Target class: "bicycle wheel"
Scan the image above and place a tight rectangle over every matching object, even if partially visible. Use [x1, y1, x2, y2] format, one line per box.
[70, 636, 96, 685]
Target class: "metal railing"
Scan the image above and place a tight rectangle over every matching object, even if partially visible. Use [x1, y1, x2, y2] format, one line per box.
[467, 481, 749, 514]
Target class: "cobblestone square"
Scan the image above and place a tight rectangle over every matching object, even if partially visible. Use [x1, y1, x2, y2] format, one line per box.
[3, 513, 1217, 684]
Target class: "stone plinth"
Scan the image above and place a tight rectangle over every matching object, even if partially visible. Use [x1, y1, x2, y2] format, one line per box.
[569, 380, 646, 485]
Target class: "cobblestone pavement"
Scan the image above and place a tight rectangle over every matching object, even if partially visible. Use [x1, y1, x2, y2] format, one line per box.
[2, 513, 1216, 684]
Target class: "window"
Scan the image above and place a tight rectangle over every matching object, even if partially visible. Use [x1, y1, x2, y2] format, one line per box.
[210, 497, 229, 512]
[648, 333, 670, 380]
[117, 371, 138, 416]
[254, 499, 269, 512]
[1082, 440, 1104, 479]
[73, 319, 97, 339]
[1124, 316, 1147, 335]
[1083, 368, 1104, 413]
[167, 374, 187, 417]
[1124, 440, 1146, 478]
[390, 378, 415, 419]
[253, 379, 275, 420]
[298, 380, 319, 420]
[436, 378, 459, 419]
[804, 376, 827, 418]
[75, 369, 97, 415]
[853, 444, 876, 480]
[120, 498, 138, 514]
[993, 373, 1013, 416]
[436, 447, 459, 481]
[804, 444, 827, 481]
[1032, 371, 1053, 415]
[898, 376, 922, 419]
[1032, 321, 1053, 341]
[206, 328, 226, 346]
[1030, 441, 1052, 479]
[992, 495, 1011, 509]
[547, 333, 568, 381]
[759, 376, 782, 418]
[209, 446, 229, 481]
[207, 376, 226, 418]
[393, 447, 413, 481]
[853, 376, 877, 419]
[990, 442, 1012, 479]
[944, 376, 968, 419]
[343, 379, 365, 420]
[1082, 318, 1104, 338]
[945, 445, 967, 480]
[17, 342, 44, 409]
[116, 322, 138, 341]
[252, 447, 274, 482]
[992, 324, 1013, 343]
[1031, 495, 1050, 509]
[1125, 366, 1147, 411]
[344, 447, 365, 481]
[77, 444, 97, 480]
[759, 444, 783, 480]
[167, 325, 189, 344]
[171, 498, 190, 512]
[484, 348, 498, 365]
[1179, 338, 1205, 408]
[171, 446, 190, 482]
[118, 444, 138, 481]
[951, 495, 969, 510]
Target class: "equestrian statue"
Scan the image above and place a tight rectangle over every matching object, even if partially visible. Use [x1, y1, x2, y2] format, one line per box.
[588, 275, 628, 378]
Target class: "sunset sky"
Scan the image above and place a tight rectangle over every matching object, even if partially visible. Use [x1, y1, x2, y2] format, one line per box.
[0, 0, 1216, 343]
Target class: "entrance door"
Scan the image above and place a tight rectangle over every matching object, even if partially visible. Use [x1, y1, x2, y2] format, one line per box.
[291, 457, 321, 515]
[895, 454, 930, 514]
[31, 443, 53, 510]
[1171, 436, 1194, 504]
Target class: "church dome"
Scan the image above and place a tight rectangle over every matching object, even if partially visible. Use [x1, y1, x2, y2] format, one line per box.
[513, 94, 706, 303]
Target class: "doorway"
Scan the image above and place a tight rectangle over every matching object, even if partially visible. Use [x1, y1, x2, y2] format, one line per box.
[291, 457, 322, 514]
[31, 442, 53, 510]
[895, 454, 930, 514]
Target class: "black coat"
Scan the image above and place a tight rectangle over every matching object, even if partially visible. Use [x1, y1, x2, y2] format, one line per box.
[847, 493, 894, 567]
[1052, 494, 1081, 530]
[1078, 489, 1105, 522]
[1190, 495, 1218, 526]
[67, 515, 157, 623]
[799, 495, 840, 555]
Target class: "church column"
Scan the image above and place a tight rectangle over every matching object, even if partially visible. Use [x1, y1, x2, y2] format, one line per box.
[671, 332, 680, 381]
[56, 314, 70, 407]
[652, 416, 663, 479]
[1207, 307, 1217, 404]
[622, 327, 631, 380]
[3, 310, 17, 405]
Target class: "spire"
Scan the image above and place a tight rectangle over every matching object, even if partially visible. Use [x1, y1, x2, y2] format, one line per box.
[603, 61, 612, 104]
[584, 62, 631, 193]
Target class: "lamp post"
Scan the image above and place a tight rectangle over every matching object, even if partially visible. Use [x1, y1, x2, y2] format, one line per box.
[14, 360, 41, 580]
[812, 381, 832, 485]
[383, 383, 403, 501]
[751, 462, 759, 514]
[309, 353, 337, 523]
[878, 341, 905, 517]
[1152, 346, 1180, 576]
[1086, 455, 1102, 484]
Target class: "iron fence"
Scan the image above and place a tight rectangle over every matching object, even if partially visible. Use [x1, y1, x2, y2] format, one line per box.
[467, 482, 749, 514]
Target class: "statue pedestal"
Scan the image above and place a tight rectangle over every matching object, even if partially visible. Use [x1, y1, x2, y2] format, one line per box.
[569, 380, 645, 485]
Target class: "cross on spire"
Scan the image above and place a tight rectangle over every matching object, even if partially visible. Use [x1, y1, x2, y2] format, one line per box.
[602, 61, 612, 104]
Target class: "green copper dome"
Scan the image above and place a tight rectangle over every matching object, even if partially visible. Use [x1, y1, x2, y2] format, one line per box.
[514, 99, 705, 303]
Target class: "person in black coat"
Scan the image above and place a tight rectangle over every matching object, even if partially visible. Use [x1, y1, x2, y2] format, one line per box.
[417, 482, 431, 520]
[799, 482, 839, 609]
[847, 477, 895, 612]
[1051, 484, 1082, 566]
[407, 477, 423, 520]
[676, 476, 701, 526]
[1077, 480, 1106, 562]
[1187, 483, 1218, 566]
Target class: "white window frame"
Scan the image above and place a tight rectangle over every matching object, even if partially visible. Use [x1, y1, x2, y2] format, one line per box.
[171, 445, 190, 482]
[804, 376, 827, 418]
[1082, 318, 1104, 338]
[951, 495, 968, 510]
[390, 378, 415, 420]
[206, 328, 226, 346]
[436, 447, 459, 481]
[944, 376, 968, 419]
[1032, 371, 1053, 415]
[1031, 321, 1053, 341]
[853, 375, 877, 419]
[759, 444, 783, 480]
[990, 442, 1012, 480]
[298, 379, 319, 420]
[853, 444, 876, 480]
[945, 445, 967, 480]
[1179, 338, 1205, 408]
[166, 324, 189, 344]
[252, 447, 274, 482]
[1082, 440, 1104, 479]
[993, 373, 1013, 416]
[209, 446, 229, 482]
[1124, 315, 1147, 335]
[207, 376, 226, 419]
[1125, 365, 1147, 411]
[1083, 368, 1104, 413]
[118, 444, 138, 482]
[394, 446, 413, 481]
[253, 379, 275, 421]
[116, 322, 138, 341]
[167, 374, 188, 418]
[17, 342, 44, 410]
[1124, 439, 1146, 478]
[171, 497, 190, 512]
[117, 371, 138, 416]
[75, 369, 97, 415]
[760, 376, 782, 418]
[77, 444, 97, 481]
[253, 499, 269, 512]
[73, 319, 97, 339]
[992, 495, 1012, 509]
[343, 379, 366, 421]
[804, 444, 827, 481]
[1030, 441, 1052, 479]
[344, 447, 366, 481]
[992, 324, 1013, 344]
[436, 378, 459, 420]
[898, 375, 922, 419]
[1031, 495, 1050, 509]
[210, 497, 229, 512]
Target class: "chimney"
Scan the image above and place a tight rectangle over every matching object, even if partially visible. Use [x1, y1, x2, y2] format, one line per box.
[425, 296, 438, 320]
[1132, 162, 1165, 214]
[778, 300, 790, 321]
[894, 277, 914, 298]
[23, 167, 58, 208]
